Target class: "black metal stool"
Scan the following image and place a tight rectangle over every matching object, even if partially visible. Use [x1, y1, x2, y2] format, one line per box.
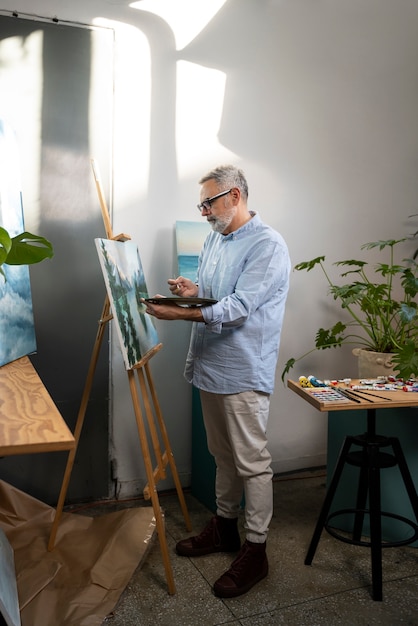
[305, 408, 418, 601]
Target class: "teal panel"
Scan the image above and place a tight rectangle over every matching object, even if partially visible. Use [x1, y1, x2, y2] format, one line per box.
[327, 407, 418, 546]
[191, 386, 217, 512]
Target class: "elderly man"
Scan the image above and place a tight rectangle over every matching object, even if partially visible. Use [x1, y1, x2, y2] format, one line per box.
[144, 164, 290, 597]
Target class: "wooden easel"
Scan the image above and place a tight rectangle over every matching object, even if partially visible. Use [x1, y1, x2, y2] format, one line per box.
[48, 159, 191, 595]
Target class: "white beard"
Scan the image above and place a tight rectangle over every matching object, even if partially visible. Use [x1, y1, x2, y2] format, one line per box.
[208, 207, 235, 234]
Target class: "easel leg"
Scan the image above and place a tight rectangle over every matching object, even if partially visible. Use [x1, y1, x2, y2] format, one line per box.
[143, 362, 192, 532]
[48, 298, 111, 551]
[128, 369, 176, 595]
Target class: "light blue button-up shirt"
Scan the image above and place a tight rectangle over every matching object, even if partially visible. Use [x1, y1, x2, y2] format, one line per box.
[184, 212, 290, 394]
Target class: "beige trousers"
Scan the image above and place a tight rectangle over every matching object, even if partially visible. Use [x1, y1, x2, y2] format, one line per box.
[199, 389, 272, 543]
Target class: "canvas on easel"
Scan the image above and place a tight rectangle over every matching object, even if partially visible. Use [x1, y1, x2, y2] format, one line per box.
[95, 238, 159, 369]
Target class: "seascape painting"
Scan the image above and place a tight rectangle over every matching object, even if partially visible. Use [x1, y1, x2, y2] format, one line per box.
[95, 238, 159, 369]
[175, 220, 210, 282]
[0, 118, 37, 367]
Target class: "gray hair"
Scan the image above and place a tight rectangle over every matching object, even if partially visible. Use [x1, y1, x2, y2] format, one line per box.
[199, 165, 248, 202]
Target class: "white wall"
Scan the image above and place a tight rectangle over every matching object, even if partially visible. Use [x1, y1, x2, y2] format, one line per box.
[4, 0, 418, 496]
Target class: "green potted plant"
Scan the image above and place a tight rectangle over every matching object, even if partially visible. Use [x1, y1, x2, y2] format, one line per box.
[281, 237, 418, 382]
[0, 226, 53, 279]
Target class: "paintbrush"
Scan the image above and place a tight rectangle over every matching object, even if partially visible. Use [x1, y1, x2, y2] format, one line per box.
[337, 388, 362, 403]
[347, 388, 392, 402]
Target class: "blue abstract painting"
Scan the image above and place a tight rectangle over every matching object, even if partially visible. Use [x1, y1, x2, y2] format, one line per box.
[0, 119, 37, 367]
[95, 238, 159, 369]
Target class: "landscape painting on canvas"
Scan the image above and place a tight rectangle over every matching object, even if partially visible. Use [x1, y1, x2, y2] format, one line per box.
[175, 220, 210, 282]
[0, 119, 37, 367]
[95, 238, 159, 369]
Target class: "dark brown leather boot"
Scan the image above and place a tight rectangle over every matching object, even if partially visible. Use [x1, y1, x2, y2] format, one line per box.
[176, 515, 241, 557]
[213, 539, 268, 598]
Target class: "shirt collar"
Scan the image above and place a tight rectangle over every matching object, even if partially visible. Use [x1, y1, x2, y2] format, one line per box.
[222, 211, 258, 240]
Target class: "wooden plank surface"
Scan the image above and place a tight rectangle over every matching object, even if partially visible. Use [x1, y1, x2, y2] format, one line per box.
[288, 379, 418, 412]
[0, 357, 75, 455]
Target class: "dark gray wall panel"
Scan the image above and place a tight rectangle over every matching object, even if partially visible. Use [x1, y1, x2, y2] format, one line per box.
[0, 14, 112, 505]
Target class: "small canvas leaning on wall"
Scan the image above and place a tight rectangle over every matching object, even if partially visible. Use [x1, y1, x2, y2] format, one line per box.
[0, 119, 37, 367]
[175, 220, 210, 282]
[95, 238, 159, 369]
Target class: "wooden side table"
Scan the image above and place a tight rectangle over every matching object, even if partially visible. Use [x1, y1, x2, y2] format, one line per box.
[288, 379, 418, 601]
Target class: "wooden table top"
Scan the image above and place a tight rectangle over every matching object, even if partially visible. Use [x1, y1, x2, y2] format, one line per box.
[287, 379, 418, 413]
[0, 356, 75, 456]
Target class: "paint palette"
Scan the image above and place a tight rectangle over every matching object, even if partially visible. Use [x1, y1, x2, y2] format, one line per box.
[306, 388, 352, 403]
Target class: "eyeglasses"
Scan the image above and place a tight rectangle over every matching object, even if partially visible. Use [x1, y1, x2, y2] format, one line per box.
[197, 189, 232, 213]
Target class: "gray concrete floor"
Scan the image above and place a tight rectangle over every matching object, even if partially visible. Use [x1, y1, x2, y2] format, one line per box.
[85, 469, 418, 625]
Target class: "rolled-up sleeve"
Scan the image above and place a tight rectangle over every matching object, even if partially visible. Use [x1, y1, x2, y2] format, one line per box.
[201, 303, 223, 333]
